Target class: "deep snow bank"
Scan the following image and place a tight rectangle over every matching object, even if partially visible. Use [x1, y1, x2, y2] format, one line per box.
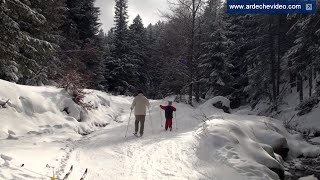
[246, 79, 320, 137]
[197, 99, 320, 179]
[292, 106, 320, 136]
[0, 80, 130, 139]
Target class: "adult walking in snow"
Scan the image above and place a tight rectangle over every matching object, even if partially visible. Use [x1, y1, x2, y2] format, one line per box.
[131, 90, 150, 137]
[160, 101, 176, 131]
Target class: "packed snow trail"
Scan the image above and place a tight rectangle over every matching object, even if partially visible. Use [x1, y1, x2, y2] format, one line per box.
[3, 80, 319, 180]
[62, 99, 245, 180]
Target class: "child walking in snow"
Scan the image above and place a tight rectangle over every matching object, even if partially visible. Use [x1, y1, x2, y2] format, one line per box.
[160, 101, 176, 131]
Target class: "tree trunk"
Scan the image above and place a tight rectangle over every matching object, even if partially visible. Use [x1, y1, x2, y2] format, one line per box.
[188, 38, 194, 105]
[195, 81, 200, 102]
[188, 82, 193, 105]
[309, 68, 313, 97]
[276, 15, 281, 97]
[194, 66, 200, 103]
[297, 72, 303, 102]
[188, 0, 197, 106]
[288, 60, 295, 88]
[195, 15, 202, 103]
[269, 16, 277, 104]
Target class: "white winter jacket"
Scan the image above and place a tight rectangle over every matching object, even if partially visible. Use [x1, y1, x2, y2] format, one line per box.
[131, 93, 150, 115]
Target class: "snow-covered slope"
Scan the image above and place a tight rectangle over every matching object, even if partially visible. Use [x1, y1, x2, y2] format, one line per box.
[0, 80, 319, 180]
[245, 79, 320, 137]
[276, 83, 320, 136]
[0, 79, 130, 139]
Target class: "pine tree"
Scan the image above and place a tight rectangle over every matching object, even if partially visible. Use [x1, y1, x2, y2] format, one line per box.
[24, 0, 67, 85]
[234, 15, 278, 107]
[62, 0, 100, 42]
[224, 14, 249, 107]
[113, 0, 129, 59]
[107, 0, 138, 94]
[199, 5, 232, 98]
[144, 22, 169, 98]
[285, 14, 320, 102]
[129, 15, 148, 91]
[81, 31, 106, 90]
[0, 0, 54, 83]
[60, 0, 102, 89]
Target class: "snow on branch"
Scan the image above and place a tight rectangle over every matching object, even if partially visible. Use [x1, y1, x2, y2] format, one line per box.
[9, 0, 46, 24]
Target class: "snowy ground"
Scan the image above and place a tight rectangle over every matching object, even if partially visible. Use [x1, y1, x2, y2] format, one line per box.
[244, 78, 320, 137]
[0, 80, 319, 180]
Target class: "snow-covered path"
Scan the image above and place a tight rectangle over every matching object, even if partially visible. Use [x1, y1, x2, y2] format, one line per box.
[2, 80, 319, 180]
[0, 80, 245, 180]
[63, 100, 243, 180]
[0, 96, 283, 180]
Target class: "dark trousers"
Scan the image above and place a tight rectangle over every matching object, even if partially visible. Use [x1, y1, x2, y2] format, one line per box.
[165, 118, 172, 130]
[135, 115, 146, 135]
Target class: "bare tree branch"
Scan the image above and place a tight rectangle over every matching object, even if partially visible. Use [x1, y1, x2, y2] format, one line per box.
[195, 0, 203, 13]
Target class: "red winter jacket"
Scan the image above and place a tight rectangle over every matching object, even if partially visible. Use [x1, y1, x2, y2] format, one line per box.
[160, 105, 176, 119]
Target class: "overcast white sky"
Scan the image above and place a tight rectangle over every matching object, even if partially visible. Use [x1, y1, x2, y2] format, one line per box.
[95, 0, 169, 32]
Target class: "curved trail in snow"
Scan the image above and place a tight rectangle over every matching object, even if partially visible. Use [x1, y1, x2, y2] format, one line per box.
[62, 100, 241, 180]
[62, 100, 198, 179]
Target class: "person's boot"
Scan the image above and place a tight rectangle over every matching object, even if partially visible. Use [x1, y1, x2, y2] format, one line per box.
[170, 127, 172, 131]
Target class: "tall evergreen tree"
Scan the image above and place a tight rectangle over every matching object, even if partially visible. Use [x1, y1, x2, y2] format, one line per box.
[129, 15, 148, 91]
[199, 4, 232, 98]
[25, 0, 66, 85]
[145, 22, 172, 98]
[224, 14, 249, 107]
[113, 0, 129, 59]
[236, 15, 278, 108]
[107, 0, 138, 94]
[285, 14, 320, 102]
[0, 0, 54, 83]
[62, 0, 100, 42]
[60, 0, 102, 89]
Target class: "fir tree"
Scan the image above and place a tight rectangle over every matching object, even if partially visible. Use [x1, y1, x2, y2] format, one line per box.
[0, 0, 53, 83]
[25, 0, 67, 85]
[129, 15, 148, 91]
[224, 14, 249, 107]
[199, 7, 232, 98]
[113, 0, 129, 59]
[107, 0, 137, 94]
[285, 14, 320, 102]
[60, 0, 102, 89]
